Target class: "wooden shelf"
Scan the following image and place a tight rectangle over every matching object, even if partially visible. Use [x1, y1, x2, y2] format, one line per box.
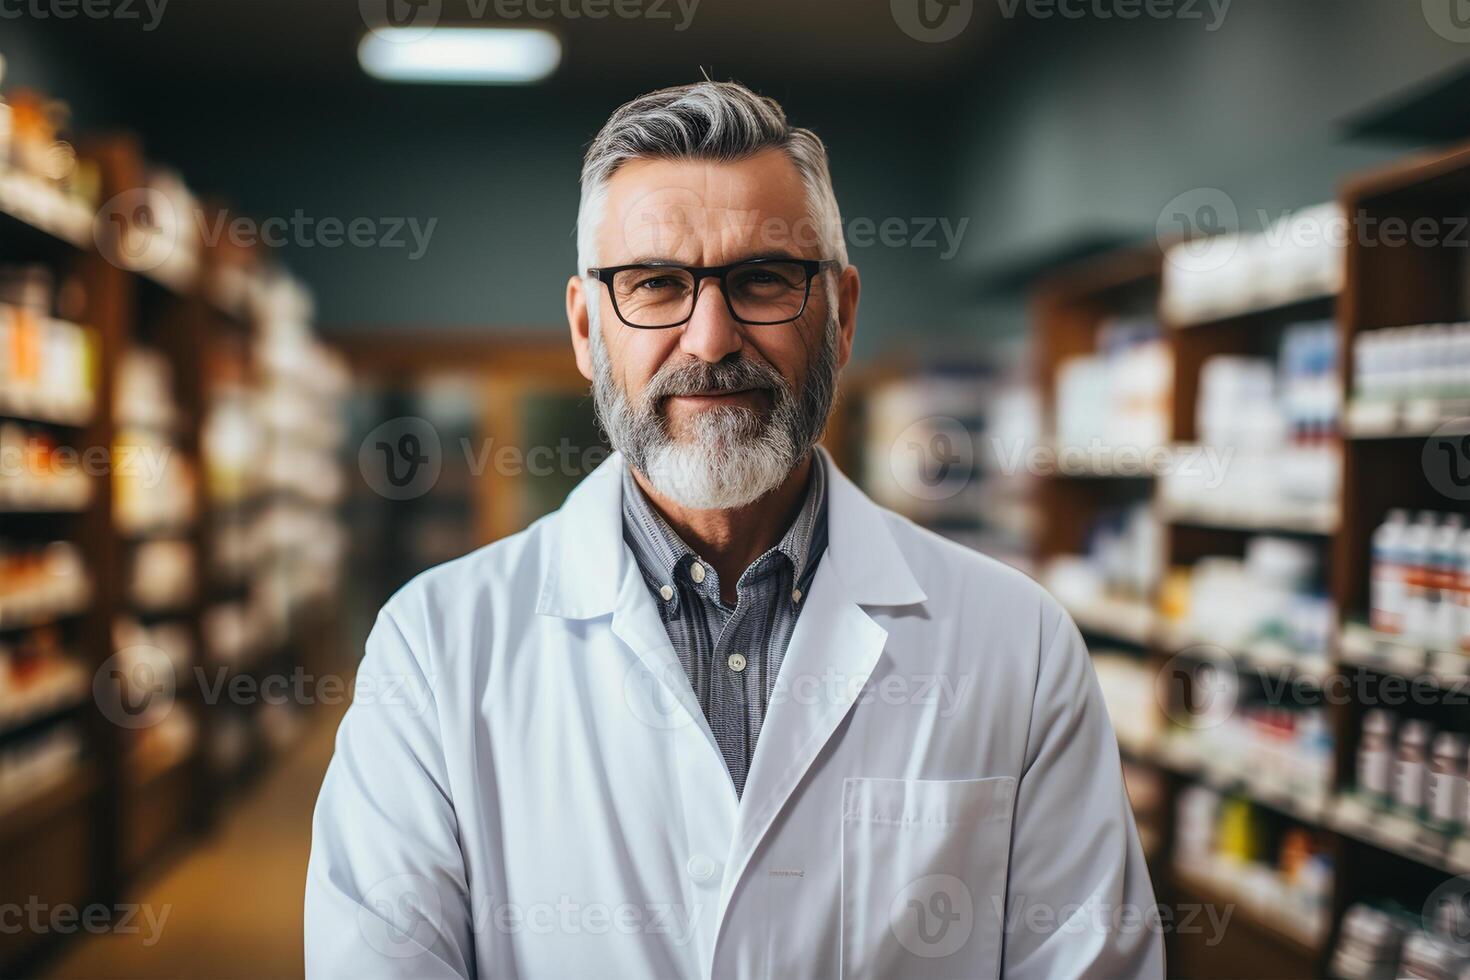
[1167, 289, 1337, 332]
[0, 168, 92, 251]
[1159, 501, 1339, 536]
[1170, 865, 1325, 962]
[1344, 399, 1470, 439]
[0, 763, 98, 843]
[1341, 140, 1470, 207]
[0, 662, 88, 741]
[1328, 793, 1470, 875]
[1123, 733, 1331, 824]
[1064, 595, 1157, 646]
[1337, 622, 1470, 687]
[1028, 140, 1470, 978]
[1159, 630, 1333, 686]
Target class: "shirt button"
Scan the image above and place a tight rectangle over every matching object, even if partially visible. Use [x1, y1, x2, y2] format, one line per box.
[791, 588, 803, 604]
[690, 562, 706, 584]
[727, 653, 747, 673]
[659, 584, 674, 602]
[686, 854, 718, 883]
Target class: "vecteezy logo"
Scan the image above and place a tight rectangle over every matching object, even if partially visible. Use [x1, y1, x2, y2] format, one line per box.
[889, 416, 975, 502]
[890, 874, 974, 959]
[359, 0, 442, 41]
[911, 890, 961, 943]
[1157, 645, 1239, 730]
[94, 188, 178, 273]
[380, 434, 429, 488]
[1424, 875, 1470, 942]
[1424, 418, 1470, 501]
[1423, 0, 1470, 42]
[622, 659, 699, 731]
[94, 646, 177, 729]
[1157, 187, 1240, 274]
[359, 874, 441, 959]
[619, 186, 711, 260]
[891, 0, 973, 42]
[359, 417, 443, 501]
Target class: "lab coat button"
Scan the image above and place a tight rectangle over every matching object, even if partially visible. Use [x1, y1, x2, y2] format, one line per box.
[686, 854, 718, 883]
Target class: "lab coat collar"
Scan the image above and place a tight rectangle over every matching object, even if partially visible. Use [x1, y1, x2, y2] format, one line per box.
[535, 447, 927, 619]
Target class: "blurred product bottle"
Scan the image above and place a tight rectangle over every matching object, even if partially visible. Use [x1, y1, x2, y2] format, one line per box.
[1216, 796, 1257, 863]
[1295, 708, 1335, 796]
[1053, 318, 1171, 452]
[1399, 929, 1464, 980]
[1296, 850, 1334, 939]
[1358, 709, 1395, 804]
[1174, 784, 1219, 864]
[1280, 322, 1339, 443]
[1460, 525, 1470, 652]
[1374, 511, 1470, 648]
[1402, 513, 1437, 640]
[1431, 515, 1465, 649]
[1428, 732, 1467, 831]
[1393, 719, 1433, 818]
[1278, 829, 1322, 933]
[1330, 904, 1407, 979]
[1354, 322, 1470, 404]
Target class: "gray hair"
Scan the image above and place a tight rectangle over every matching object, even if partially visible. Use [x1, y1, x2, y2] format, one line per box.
[575, 80, 848, 278]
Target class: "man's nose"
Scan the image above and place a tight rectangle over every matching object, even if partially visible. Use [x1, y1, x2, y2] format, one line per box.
[678, 278, 743, 364]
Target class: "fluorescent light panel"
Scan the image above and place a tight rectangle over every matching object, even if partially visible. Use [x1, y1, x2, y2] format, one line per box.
[359, 27, 561, 84]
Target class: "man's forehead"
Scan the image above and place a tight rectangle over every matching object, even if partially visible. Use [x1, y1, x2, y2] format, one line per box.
[600, 153, 814, 263]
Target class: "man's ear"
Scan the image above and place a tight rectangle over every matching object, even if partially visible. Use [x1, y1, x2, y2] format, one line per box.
[567, 275, 595, 382]
[835, 264, 861, 370]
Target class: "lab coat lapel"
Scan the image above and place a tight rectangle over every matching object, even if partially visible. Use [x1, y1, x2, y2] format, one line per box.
[716, 450, 927, 927]
[609, 551, 721, 755]
[537, 452, 729, 778]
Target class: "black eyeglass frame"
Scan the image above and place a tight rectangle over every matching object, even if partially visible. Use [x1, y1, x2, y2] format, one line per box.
[585, 257, 842, 329]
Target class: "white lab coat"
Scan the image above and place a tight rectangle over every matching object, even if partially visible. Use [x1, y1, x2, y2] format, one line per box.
[305, 450, 1163, 979]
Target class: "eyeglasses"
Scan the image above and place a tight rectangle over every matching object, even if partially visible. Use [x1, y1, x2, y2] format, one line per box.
[586, 258, 840, 329]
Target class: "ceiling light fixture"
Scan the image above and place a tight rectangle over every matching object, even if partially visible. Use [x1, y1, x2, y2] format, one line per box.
[358, 27, 562, 85]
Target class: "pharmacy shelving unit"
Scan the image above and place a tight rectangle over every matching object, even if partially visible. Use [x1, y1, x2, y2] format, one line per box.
[826, 351, 1041, 570]
[0, 130, 348, 976]
[1031, 243, 1163, 609]
[1163, 265, 1342, 980]
[90, 135, 211, 889]
[1325, 141, 1470, 965]
[1029, 138, 1470, 980]
[0, 138, 126, 973]
[1027, 246, 1319, 972]
[194, 232, 285, 797]
[1031, 240, 1341, 979]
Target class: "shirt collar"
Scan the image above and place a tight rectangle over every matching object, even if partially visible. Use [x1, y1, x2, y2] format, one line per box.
[620, 452, 827, 592]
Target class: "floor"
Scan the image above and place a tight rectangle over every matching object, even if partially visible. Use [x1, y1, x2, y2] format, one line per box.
[44, 703, 344, 980]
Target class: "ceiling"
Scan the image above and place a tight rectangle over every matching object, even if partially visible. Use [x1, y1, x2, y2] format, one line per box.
[53, 0, 999, 90]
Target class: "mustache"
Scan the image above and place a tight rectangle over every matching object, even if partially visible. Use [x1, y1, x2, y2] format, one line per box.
[642, 356, 788, 404]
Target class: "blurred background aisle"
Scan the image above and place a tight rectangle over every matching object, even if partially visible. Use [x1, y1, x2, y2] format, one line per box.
[0, 0, 1466, 977]
[45, 702, 345, 979]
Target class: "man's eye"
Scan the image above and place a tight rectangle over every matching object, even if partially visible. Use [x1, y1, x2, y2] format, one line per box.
[636, 276, 681, 290]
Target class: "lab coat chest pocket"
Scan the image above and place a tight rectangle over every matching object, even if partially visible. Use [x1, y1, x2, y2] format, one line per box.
[841, 776, 1016, 980]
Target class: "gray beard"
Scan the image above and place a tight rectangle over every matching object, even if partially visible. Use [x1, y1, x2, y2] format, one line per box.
[589, 311, 840, 510]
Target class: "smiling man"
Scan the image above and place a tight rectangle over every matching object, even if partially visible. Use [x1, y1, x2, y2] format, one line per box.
[306, 80, 1163, 979]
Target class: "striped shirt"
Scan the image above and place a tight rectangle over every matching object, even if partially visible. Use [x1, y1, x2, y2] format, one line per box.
[620, 455, 828, 797]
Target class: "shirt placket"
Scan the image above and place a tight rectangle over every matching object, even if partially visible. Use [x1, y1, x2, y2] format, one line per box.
[686, 561, 739, 792]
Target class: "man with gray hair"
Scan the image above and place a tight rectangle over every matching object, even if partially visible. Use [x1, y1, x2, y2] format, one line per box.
[306, 80, 1163, 979]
